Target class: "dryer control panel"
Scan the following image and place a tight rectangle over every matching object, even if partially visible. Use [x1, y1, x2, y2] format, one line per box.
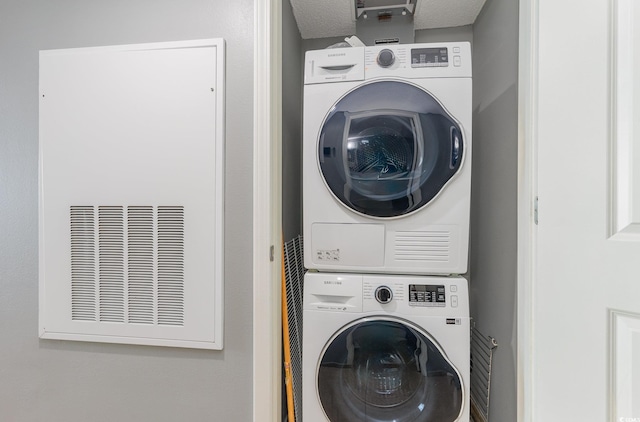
[304, 42, 472, 85]
[409, 284, 446, 307]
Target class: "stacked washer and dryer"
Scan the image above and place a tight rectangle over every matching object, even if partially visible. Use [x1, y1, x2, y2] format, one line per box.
[302, 42, 473, 422]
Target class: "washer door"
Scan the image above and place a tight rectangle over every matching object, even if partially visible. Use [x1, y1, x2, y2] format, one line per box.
[318, 80, 464, 218]
[317, 318, 463, 422]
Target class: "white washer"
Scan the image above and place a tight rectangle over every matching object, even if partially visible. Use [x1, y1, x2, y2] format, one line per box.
[303, 42, 472, 275]
[303, 272, 470, 422]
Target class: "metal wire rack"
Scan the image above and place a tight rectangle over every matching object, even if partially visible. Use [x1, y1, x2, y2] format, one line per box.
[470, 324, 498, 422]
[283, 236, 305, 422]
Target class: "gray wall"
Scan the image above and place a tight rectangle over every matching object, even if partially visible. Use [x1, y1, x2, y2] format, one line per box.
[0, 1, 254, 421]
[415, 25, 474, 44]
[282, 0, 304, 242]
[302, 36, 346, 51]
[469, 0, 519, 421]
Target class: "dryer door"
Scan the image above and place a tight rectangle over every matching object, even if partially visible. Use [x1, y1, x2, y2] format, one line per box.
[318, 80, 464, 218]
[317, 317, 464, 422]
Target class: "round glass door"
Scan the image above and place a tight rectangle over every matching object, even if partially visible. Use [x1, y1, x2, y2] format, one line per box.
[318, 80, 464, 218]
[317, 318, 464, 422]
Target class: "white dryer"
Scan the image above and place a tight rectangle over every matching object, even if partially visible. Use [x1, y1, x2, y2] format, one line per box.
[303, 42, 472, 275]
[303, 272, 470, 422]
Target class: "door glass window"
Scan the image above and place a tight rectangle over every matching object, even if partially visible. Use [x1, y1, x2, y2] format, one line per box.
[318, 80, 464, 218]
[317, 318, 463, 421]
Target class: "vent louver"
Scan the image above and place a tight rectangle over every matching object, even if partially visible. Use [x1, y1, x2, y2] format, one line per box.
[70, 205, 185, 327]
[394, 230, 451, 262]
[98, 206, 125, 323]
[70, 206, 97, 321]
[127, 206, 154, 324]
[157, 206, 185, 326]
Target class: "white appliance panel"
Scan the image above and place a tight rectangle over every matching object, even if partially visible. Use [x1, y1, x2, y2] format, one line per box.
[303, 272, 470, 422]
[304, 43, 472, 275]
[310, 223, 385, 267]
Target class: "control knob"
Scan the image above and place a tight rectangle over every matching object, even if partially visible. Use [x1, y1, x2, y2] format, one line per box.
[375, 286, 393, 304]
[377, 49, 395, 68]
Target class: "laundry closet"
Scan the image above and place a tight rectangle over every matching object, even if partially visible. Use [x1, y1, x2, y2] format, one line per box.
[281, 0, 518, 421]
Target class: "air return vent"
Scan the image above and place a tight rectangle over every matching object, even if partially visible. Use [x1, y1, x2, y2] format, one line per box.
[69, 206, 186, 327]
[39, 39, 225, 349]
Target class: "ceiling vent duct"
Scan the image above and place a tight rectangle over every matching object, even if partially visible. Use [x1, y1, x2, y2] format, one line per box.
[354, 0, 416, 44]
[354, 0, 417, 21]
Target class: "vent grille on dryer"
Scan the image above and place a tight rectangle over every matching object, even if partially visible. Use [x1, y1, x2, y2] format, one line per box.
[394, 230, 451, 262]
[69, 205, 185, 326]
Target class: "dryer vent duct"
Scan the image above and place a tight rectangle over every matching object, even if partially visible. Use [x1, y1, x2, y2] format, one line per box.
[354, 0, 417, 20]
[355, 0, 416, 45]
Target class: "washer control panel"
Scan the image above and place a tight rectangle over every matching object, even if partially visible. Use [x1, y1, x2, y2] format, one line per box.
[409, 284, 446, 307]
[306, 274, 469, 315]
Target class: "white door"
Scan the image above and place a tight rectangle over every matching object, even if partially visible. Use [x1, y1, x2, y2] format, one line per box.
[525, 0, 640, 420]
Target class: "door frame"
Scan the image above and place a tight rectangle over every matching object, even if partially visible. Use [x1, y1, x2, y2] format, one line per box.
[517, 0, 537, 421]
[254, 0, 542, 419]
[253, 0, 283, 420]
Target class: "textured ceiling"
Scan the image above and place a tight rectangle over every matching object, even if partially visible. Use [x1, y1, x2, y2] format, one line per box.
[290, 0, 487, 40]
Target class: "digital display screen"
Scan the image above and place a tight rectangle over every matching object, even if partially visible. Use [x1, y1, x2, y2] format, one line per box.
[411, 48, 448, 68]
[409, 284, 446, 305]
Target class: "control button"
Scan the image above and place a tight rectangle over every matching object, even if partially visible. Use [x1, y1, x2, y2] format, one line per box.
[451, 295, 459, 308]
[454, 56, 461, 67]
[450, 285, 458, 292]
[453, 47, 461, 53]
[375, 286, 393, 304]
[377, 49, 396, 67]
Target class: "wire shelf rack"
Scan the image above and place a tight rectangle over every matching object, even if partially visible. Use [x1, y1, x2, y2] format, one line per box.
[470, 324, 498, 422]
[283, 236, 305, 422]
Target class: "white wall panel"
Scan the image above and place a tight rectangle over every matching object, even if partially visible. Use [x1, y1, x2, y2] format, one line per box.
[39, 40, 225, 349]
